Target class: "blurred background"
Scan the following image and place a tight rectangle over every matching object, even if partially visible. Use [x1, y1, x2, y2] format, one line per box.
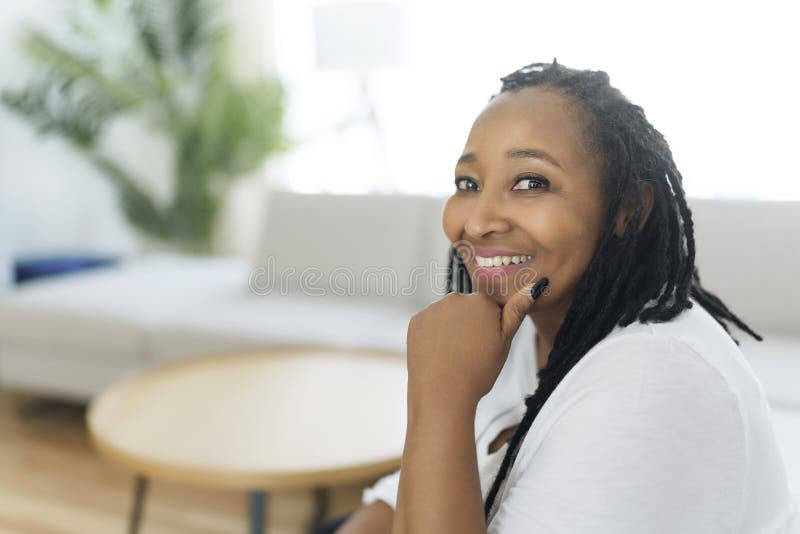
[0, 0, 798, 532]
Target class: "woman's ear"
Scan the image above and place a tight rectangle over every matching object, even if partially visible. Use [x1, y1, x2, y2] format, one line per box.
[614, 182, 654, 237]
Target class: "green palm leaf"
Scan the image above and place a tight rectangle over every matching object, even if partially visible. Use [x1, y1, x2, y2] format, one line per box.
[2, 0, 287, 254]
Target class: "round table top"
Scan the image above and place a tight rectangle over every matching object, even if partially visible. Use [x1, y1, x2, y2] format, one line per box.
[86, 345, 408, 491]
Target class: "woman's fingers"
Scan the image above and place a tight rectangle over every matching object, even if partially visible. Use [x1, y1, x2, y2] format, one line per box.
[500, 277, 549, 339]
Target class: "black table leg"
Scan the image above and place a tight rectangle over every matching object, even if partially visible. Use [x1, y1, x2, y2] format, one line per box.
[307, 487, 329, 533]
[249, 490, 267, 534]
[128, 475, 148, 534]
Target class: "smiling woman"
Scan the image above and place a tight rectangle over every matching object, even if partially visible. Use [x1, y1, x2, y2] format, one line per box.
[335, 60, 798, 534]
[444, 85, 611, 307]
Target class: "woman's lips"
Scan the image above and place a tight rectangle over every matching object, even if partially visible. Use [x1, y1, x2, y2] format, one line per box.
[471, 247, 528, 258]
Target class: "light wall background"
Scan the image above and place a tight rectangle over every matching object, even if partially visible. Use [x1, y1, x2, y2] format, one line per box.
[272, 0, 799, 198]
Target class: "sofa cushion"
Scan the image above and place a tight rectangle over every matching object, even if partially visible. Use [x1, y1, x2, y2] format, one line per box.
[0, 255, 250, 357]
[255, 190, 449, 308]
[0, 340, 144, 401]
[737, 331, 800, 408]
[148, 293, 416, 363]
[689, 198, 800, 335]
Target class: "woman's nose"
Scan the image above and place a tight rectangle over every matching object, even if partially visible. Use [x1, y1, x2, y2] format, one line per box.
[464, 195, 512, 238]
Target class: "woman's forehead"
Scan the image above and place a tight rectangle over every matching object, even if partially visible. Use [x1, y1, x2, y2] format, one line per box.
[464, 87, 591, 172]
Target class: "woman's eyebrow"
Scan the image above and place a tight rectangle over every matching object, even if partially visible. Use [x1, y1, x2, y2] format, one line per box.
[507, 148, 562, 169]
[457, 148, 563, 169]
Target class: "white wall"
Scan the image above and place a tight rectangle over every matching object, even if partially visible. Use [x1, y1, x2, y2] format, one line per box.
[0, 0, 276, 265]
[272, 0, 800, 199]
[0, 1, 142, 260]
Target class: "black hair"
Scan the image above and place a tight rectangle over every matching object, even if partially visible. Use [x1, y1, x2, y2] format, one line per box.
[443, 58, 763, 521]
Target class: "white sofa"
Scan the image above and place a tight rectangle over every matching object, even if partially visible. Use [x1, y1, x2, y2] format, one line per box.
[0, 216, 11, 296]
[0, 190, 449, 400]
[0, 193, 797, 405]
[688, 199, 800, 409]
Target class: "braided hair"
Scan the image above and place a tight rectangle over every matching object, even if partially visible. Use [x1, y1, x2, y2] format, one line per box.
[443, 58, 763, 521]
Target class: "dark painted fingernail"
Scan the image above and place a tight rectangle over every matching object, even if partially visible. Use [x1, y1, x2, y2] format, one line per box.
[530, 277, 549, 301]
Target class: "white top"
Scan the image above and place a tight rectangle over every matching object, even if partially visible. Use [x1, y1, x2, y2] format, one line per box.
[362, 297, 799, 533]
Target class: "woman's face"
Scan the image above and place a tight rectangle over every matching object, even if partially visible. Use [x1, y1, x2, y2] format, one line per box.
[442, 86, 607, 312]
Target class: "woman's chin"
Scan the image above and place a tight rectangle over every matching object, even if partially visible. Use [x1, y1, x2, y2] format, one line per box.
[470, 270, 537, 301]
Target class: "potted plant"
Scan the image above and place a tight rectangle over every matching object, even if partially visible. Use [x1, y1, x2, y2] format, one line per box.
[2, 0, 288, 254]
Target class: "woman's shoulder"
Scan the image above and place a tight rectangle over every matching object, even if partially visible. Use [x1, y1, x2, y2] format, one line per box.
[510, 305, 751, 488]
[503, 299, 795, 532]
[519, 298, 765, 455]
[545, 326, 744, 430]
[566, 297, 761, 397]
[516, 297, 781, 477]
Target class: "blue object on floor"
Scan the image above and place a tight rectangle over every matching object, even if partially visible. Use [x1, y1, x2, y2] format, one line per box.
[14, 254, 120, 284]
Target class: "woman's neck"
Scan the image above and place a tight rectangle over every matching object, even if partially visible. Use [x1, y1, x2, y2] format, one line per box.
[535, 333, 551, 371]
[529, 300, 568, 371]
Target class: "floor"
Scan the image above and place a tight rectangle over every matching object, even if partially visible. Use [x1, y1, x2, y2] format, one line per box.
[0, 389, 366, 534]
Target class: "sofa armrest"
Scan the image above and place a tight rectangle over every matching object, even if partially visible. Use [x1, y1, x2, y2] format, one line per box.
[0, 250, 11, 296]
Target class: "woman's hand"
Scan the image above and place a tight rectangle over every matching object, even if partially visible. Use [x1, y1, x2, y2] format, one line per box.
[406, 278, 547, 410]
[336, 501, 394, 534]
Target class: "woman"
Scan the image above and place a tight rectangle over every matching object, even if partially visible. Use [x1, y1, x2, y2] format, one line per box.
[324, 60, 797, 533]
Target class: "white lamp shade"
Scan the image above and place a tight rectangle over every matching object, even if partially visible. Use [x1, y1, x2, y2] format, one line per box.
[313, 1, 411, 74]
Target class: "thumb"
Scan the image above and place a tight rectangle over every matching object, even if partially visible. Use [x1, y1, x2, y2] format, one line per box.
[500, 277, 549, 338]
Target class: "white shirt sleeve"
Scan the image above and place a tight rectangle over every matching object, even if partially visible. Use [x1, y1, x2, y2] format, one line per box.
[487, 336, 748, 534]
[362, 468, 401, 509]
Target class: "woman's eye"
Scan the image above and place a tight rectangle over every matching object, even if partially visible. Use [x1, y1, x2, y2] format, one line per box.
[454, 177, 478, 191]
[512, 175, 550, 191]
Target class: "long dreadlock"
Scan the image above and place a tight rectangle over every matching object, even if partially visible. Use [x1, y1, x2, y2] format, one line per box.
[444, 58, 763, 521]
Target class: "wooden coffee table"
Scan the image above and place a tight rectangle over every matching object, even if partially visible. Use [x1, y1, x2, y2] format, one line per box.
[86, 345, 407, 533]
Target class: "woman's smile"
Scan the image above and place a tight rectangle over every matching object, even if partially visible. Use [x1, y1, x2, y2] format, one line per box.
[472, 247, 534, 267]
[463, 246, 537, 282]
[472, 254, 536, 282]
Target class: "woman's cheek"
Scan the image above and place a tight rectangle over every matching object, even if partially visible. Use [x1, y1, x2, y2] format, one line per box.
[442, 196, 466, 244]
[521, 210, 582, 285]
[545, 225, 599, 299]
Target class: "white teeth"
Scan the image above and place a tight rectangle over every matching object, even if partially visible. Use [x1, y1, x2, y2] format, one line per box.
[476, 254, 532, 267]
